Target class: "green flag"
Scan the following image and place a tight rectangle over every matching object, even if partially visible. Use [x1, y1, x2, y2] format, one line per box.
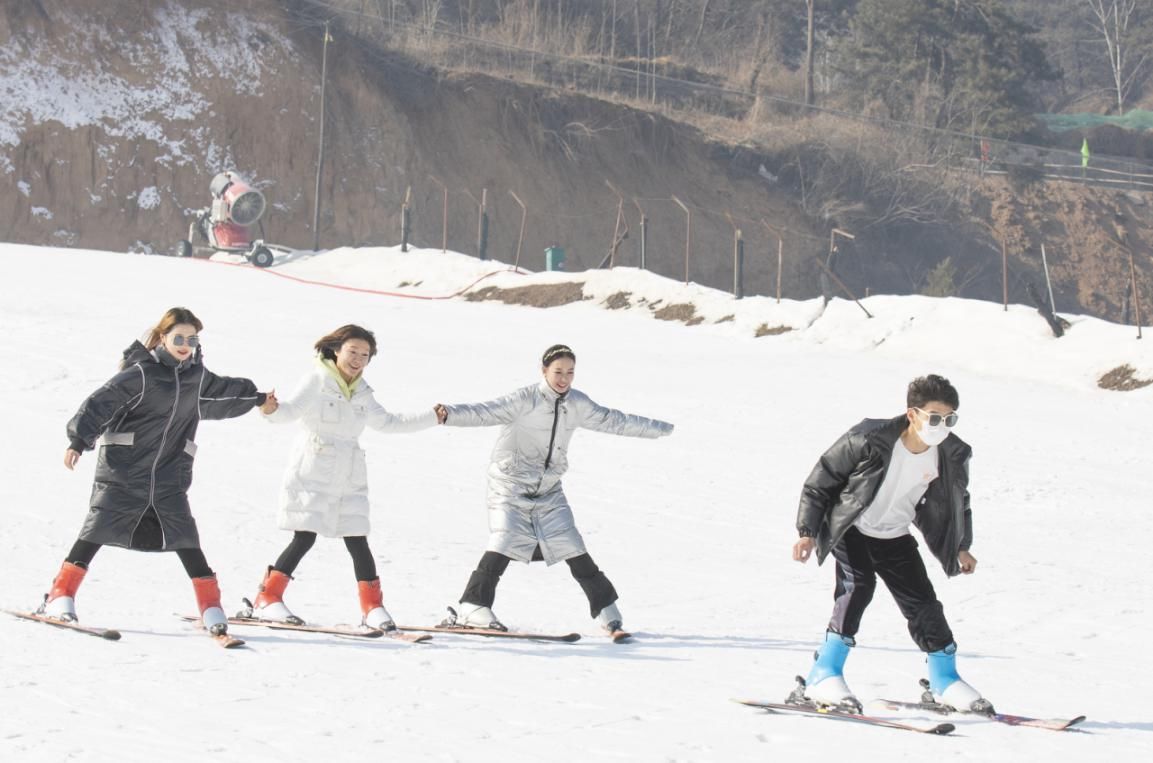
[1081, 138, 1090, 168]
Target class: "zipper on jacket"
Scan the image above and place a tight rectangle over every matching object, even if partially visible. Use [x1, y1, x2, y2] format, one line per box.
[145, 364, 184, 548]
[543, 395, 563, 470]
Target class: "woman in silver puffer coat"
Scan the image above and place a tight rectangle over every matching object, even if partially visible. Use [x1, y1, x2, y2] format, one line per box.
[436, 344, 673, 636]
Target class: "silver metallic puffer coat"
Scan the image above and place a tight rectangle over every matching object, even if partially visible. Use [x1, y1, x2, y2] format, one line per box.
[443, 381, 673, 564]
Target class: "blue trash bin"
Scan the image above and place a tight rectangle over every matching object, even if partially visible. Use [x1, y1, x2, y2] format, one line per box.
[545, 246, 566, 271]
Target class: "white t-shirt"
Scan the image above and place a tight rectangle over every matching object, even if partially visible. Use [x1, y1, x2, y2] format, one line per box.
[854, 439, 939, 539]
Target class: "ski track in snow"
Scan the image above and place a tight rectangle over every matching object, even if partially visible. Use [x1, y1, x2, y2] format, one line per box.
[0, 243, 1150, 761]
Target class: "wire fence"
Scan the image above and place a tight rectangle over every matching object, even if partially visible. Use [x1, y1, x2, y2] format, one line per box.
[285, 0, 1151, 331]
[304, 0, 1153, 192]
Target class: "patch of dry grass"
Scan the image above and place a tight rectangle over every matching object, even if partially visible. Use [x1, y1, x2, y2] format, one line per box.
[1098, 364, 1153, 391]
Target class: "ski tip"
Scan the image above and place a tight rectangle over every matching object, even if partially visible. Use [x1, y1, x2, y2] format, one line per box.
[931, 723, 956, 735]
[610, 630, 633, 643]
[101, 629, 122, 641]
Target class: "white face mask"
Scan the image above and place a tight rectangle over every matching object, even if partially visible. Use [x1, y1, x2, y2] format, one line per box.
[917, 422, 949, 446]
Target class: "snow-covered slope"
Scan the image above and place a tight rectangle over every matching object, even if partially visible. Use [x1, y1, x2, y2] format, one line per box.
[1, 244, 1148, 761]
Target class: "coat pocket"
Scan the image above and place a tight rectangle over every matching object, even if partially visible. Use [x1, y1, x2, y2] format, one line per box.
[321, 399, 341, 423]
[299, 442, 338, 483]
[350, 448, 368, 492]
[96, 432, 135, 473]
[178, 440, 197, 490]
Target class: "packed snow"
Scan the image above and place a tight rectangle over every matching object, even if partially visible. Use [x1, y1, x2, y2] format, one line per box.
[1, 242, 1149, 761]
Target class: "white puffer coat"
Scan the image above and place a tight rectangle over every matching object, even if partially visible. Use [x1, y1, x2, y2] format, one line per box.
[268, 365, 436, 537]
[443, 382, 673, 564]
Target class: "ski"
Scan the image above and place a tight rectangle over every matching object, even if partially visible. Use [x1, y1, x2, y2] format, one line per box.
[177, 614, 384, 639]
[735, 700, 955, 735]
[399, 625, 581, 643]
[5, 609, 121, 641]
[376, 629, 433, 644]
[874, 699, 1086, 731]
[211, 631, 247, 649]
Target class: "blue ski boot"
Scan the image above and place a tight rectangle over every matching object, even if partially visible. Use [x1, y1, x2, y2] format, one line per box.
[923, 643, 993, 714]
[788, 631, 861, 713]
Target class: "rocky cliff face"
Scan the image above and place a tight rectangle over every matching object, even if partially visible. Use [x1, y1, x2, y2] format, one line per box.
[2, 0, 813, 297]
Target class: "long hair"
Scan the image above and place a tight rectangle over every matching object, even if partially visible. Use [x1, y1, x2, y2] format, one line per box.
[315, 324, 378, 360]
[143, 307, 203, 350]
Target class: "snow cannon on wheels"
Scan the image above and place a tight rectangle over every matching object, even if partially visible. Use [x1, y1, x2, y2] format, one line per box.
[176, 171, 288, 268]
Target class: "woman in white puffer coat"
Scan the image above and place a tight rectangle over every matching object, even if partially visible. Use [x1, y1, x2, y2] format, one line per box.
[244, 325, 441, 631]
[436, 344, 673, 637]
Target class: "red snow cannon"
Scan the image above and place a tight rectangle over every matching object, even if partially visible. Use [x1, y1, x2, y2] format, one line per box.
[176, 171, 287, 267]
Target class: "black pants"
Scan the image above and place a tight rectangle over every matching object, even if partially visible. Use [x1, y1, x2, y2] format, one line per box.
[272, 531, 377, 581]
[66, 539, 214, 578]
[827, 527, 954, 653]
[460, 548, 618, 618]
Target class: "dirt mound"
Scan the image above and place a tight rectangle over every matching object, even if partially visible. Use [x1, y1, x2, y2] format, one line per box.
[652, 303, 702, 325]
[1098, 364, 1153, 391]
[464, 282, 586, 307]
[602, 291, 632, 310]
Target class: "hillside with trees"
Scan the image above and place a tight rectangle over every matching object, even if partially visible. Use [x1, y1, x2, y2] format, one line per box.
[3, 0, 1152, 321]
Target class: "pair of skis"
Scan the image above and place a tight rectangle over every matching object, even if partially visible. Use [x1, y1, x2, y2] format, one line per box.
[199, 618, 627, 644]
[6, 608, 606, 645]
[177, 614, 431, 643]
[737, 697, 1085, 735]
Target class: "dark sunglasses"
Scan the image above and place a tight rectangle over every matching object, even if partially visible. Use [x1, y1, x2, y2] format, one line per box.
[915, 408, 958, 427]
[170, 335, 200, 348]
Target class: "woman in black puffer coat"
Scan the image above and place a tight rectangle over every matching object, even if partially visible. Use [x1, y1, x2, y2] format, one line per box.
[37, 307, 272, 636]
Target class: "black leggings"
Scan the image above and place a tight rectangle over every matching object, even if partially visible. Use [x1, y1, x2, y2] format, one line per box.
[460, 549, 618, 618]
[272, 531, 377, 581]
[66, 539, 214, 579]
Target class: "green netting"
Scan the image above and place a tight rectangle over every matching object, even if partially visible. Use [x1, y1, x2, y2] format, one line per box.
[1037, 111, 1153, 132]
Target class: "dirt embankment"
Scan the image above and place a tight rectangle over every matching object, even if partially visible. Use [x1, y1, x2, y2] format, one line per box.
[1, 0, 818, 302]
[981, 179, 1152, 321]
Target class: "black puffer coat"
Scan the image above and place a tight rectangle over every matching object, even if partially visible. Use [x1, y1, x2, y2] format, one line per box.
[66, 341, 265, 550]
[795, 416, 973, 576]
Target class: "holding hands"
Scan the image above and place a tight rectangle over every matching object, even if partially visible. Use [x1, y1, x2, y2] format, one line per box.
[260, 390, 279, 414]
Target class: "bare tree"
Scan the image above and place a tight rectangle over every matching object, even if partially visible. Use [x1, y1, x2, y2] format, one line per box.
[1086, 0, 1148, 113]
[694, 0, 712, 47]
[804, 0, 815, 107]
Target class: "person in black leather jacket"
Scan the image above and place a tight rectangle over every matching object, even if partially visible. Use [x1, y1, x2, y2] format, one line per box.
[789, 374, 991, 714]
[35, 307, 273, 637]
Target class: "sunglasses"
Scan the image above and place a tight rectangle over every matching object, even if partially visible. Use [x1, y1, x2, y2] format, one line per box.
[915, 408, 958, 427]
[169, 334, 200, 348]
